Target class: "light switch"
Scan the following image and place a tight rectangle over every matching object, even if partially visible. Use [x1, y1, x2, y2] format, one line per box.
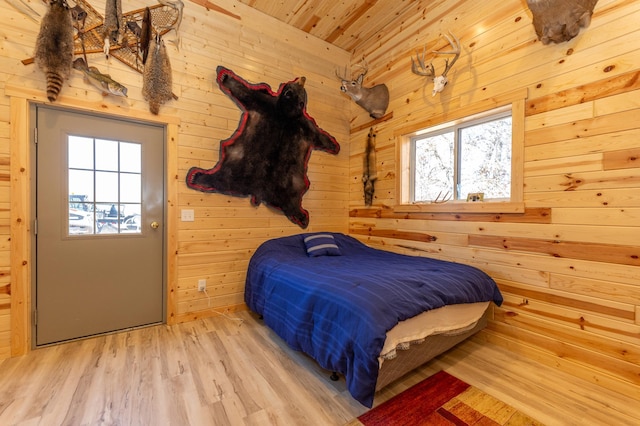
[181, 209, 195, 222]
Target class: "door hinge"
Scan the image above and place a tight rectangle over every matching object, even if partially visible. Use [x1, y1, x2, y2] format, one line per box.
[34, 218, 38, 235]
[34, 127, 38, 144]
[33, 309, 37, 326]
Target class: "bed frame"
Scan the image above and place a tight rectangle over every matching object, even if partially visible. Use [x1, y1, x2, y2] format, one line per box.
[375, 313, 487, 391]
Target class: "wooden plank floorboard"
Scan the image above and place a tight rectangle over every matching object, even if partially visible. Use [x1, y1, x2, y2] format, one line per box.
[0, 311, 638, 425]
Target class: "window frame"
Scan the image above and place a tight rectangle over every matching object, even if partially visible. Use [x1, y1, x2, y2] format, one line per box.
[395, 90, 525, 213]
[409, 107, 513, 203]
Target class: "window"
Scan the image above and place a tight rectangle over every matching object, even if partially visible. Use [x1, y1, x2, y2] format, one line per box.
[397, 95, 525, 214]
[410, 109, 512, 202]
[68, 135, 142, 235]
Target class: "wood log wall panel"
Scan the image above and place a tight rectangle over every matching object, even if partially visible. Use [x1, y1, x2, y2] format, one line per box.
[526, 128, 640, 165]
[525, 70, 640, 116]
[475, 329, 640, 399]
[604, 148, 640, 170]
[347, 0, 639, 392]
[487, 318, 640, 385]
[500, 293, 640, 345]
[498, 282, 635, 323]
[494, 306, 640, 367]
[469, 235, 640, 267]
[350, 207, 552, 223]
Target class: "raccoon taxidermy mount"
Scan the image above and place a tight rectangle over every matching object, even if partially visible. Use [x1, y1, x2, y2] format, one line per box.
[34, 0, 74, 102]
[185, 66, 340, 228]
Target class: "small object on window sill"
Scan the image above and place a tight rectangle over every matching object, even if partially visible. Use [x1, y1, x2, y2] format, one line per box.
[467, 192, 484, 202]
[430, 191, 451, 204]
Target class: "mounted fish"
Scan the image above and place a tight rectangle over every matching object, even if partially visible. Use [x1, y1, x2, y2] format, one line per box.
[73, 58, 128, 97]
[102, 0, 123, 58]
[362, 128, 378, 206]
[34, 0, 74, 102]
[142, 34, 173, 115]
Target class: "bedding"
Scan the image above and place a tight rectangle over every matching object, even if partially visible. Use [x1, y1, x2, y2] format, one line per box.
[379, 301, 490, 362]
[244, 233, 503, 407]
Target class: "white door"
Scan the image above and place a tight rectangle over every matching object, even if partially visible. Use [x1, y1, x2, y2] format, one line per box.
[34, 105, 165, 346]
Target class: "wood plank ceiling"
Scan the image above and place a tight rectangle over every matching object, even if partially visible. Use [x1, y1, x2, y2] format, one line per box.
[236, 0, 430, 54]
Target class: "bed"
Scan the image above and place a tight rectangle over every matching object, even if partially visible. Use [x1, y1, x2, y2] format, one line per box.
[244, 232, 503, 407]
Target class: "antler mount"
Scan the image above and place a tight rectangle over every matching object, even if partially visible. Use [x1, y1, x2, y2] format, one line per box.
[411, 31, 461, 96]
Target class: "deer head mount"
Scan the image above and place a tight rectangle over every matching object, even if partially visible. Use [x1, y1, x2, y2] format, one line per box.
[411, 32, 461, 97]
[336, 60, 389, 119]
[526, 0, 599, 45]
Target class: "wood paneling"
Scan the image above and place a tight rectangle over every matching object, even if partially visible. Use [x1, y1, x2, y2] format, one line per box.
[0, 0, 350, 357]
[0, 0, 637, 410]
[347, 0, 640, 395]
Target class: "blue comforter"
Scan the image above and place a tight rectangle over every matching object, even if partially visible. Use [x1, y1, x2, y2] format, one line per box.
[244, 233, 503, 407]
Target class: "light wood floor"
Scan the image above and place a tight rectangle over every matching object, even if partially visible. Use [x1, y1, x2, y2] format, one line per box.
[1, 311, 638, 425]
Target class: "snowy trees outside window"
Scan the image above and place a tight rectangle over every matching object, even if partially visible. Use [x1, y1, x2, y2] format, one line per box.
[410, 110, 512, 202]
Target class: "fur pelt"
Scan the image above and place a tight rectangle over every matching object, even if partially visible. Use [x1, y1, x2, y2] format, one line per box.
[185, 66, 340, 228]
[142, 35, 173, 115]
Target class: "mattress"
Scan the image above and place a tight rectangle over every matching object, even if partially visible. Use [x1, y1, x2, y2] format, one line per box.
[380, 301, 490, 365]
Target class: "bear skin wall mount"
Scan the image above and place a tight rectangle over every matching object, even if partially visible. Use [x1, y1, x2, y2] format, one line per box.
[185, 66, 340, 228]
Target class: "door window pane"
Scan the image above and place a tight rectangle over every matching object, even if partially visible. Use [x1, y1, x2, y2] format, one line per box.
[120, 142, 141, 173]
[69, 169, 94, 201]
[95, 139, 119, 171]
[120, 173, 141, 203]
[95, 171, 119, 202]
[67, 137, 143, 235]
[68, 136, 93, 169]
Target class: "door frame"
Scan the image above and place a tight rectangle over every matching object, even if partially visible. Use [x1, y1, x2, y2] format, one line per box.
[33, 104, 166, 346]
[9, 96, 180, 356]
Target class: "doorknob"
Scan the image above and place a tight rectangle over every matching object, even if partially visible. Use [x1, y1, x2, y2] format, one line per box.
[150, 221, 160, 229]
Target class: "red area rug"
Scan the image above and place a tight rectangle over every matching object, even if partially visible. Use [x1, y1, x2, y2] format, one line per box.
[348, 370, 543, 426]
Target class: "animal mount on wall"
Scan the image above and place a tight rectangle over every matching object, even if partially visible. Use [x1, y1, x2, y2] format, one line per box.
[142, 34, 173, 114]
[362, 128, 377, 206]
[24, 0, 181, 106]
[186, 67, 340, 229]
[34, 0, 75, 102]
[72, 57, 128, 97]
[526, 0, 599, 44]
[336, 59, 389, 119]
[411, 32, 461, 97]
[70, 0, 182, 72]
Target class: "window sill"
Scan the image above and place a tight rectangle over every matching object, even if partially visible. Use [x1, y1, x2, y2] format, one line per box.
[393, 201, 525, 214]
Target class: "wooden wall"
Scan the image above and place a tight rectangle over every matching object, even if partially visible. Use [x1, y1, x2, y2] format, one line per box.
[347, 0, 639, 396]
[0, 0, 350, 358]
[1, 0, 637, 402]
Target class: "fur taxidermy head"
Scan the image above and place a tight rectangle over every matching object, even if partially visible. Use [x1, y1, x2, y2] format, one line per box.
[34, 0, 74, 102]
[527, 0, 599, 44]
